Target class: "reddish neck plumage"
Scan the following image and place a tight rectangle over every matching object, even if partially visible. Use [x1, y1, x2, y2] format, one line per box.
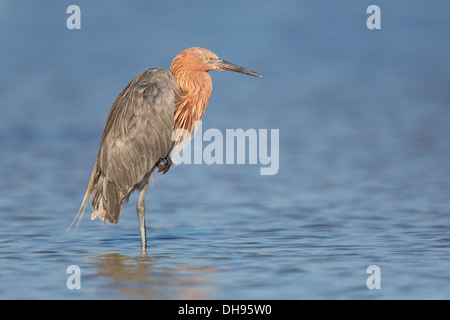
[170, 61, 213, 137]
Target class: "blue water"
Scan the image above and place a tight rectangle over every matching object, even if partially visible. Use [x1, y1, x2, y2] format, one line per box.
[1, 0, 450, 299]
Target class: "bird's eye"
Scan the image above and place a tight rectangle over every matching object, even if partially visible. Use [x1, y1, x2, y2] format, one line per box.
[202, 56, 209, 62]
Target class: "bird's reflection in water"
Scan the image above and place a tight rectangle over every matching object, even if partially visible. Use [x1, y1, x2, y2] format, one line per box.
[93, 252, 217, 299]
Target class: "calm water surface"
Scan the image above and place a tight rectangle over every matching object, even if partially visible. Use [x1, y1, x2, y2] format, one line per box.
[0, 1, 450, 299]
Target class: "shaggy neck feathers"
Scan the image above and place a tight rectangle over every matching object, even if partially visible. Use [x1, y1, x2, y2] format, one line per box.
[170, 59, 213, 147]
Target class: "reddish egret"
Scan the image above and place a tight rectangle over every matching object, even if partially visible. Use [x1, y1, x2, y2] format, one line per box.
[69, 47, 261, 252]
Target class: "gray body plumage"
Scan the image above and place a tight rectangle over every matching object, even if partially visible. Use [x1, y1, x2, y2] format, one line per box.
[90, 68, 179, 224]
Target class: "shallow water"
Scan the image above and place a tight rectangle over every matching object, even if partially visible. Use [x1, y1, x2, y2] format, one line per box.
[1, 1, 450, 299]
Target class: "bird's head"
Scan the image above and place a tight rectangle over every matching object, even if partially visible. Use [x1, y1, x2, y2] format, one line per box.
[171, 47, 262, 77]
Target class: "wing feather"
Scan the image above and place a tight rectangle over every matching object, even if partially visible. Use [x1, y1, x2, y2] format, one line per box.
[69, 68, 180, 229]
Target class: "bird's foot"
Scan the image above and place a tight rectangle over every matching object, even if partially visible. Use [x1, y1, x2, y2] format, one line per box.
[157, 156, 172, 174]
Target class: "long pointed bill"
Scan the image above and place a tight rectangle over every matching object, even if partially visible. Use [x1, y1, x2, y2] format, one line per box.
[214, 59, 262, 77]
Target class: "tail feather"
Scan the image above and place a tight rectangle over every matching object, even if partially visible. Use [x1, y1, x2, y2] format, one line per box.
[104, 180, 122, 224]
[65, 159, 98, 235]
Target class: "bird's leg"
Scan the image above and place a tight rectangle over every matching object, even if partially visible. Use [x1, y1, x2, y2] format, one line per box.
[136, 184, 148, 253]
[157, 155, 172, 174]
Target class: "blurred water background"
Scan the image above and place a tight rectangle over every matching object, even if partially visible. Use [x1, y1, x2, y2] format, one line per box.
[0, 0, 449, 299]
